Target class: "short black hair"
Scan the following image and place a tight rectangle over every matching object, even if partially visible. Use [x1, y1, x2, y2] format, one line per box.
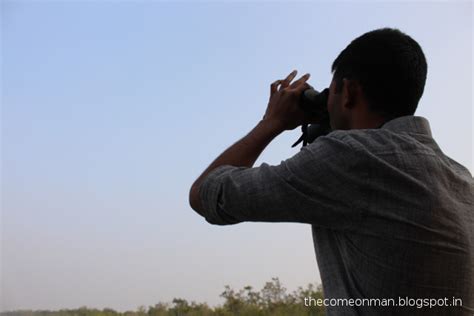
[331, 28, 427, 119]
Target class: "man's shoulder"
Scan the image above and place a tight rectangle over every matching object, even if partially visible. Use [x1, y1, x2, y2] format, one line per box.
[300, 129, 383, 166]
[313, 123, 472, 179]
[321, 116, 433, 147]
[318, 128, 396, 152]
[307, 126, 438, 165]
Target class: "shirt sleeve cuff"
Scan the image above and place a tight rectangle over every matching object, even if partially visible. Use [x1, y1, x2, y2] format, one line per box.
[198, 165, 240, 225]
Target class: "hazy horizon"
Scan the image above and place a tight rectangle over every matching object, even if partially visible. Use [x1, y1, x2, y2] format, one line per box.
[2, 0, 472, 312]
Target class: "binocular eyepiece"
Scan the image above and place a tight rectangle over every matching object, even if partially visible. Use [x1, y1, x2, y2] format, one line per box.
[291, 87, 331, 148]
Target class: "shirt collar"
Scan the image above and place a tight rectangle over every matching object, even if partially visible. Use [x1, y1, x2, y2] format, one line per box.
[381, 115, 432, 137]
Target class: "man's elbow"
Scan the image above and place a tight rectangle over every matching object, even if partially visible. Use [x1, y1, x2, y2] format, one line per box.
[189, 183, 239, 226]
[189, 183, 203, 215]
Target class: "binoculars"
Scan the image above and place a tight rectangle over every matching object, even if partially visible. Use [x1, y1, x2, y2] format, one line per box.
[292, 87, 331, 148]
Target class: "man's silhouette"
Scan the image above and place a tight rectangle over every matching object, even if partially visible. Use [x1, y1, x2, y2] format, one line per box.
[189, 28, 473, 315]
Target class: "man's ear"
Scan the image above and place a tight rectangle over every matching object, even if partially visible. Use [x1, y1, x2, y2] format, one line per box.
[341, 78, 359, 109]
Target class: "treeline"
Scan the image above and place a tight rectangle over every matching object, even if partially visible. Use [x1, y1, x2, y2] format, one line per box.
[1, 278, 326, 316]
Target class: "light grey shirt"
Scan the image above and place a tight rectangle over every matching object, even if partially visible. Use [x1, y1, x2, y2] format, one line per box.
[199, 116, 474, 315]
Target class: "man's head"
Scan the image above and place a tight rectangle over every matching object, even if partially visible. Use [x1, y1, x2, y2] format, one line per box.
[327, 28, 428, 130]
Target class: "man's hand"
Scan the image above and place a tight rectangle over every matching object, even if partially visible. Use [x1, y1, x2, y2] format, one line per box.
[262, 70, 311, 131]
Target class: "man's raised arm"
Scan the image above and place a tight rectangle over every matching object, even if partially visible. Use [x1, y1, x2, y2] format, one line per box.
[188, 70, 311, 215]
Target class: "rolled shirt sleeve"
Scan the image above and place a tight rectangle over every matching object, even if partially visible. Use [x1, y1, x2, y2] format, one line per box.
[198, 134, 368, 229]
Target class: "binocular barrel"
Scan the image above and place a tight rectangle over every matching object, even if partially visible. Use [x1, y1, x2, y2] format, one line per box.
[292, 88, 331, 148]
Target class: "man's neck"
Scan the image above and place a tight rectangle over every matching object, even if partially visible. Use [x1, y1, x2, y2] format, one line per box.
[350, 111, 387, 129]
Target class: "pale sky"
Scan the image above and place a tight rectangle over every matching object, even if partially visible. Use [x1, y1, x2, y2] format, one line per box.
[1, 0, 472, 312]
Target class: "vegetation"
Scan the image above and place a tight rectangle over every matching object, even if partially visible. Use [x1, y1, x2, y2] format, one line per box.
[1, 278, 326, 316]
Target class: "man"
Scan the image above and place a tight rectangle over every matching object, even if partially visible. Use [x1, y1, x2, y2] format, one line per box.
[189, 28, 473, 315]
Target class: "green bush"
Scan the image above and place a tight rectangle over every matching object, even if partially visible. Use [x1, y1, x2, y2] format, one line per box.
[1, 278, 325, 316]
